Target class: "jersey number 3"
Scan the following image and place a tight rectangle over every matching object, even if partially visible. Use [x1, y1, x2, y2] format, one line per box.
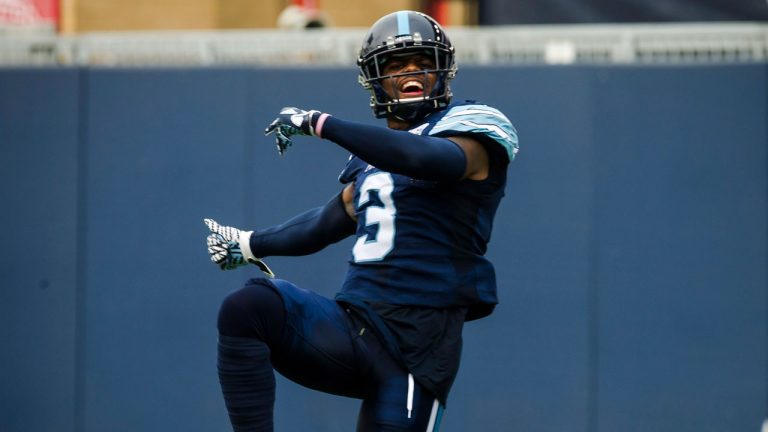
[352, 172, 396, 262]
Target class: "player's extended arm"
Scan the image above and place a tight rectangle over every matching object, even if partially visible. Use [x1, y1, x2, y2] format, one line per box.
[247, 190, 356, 257]
[204, 191, 355, 271]
[265, 107, 467, 182]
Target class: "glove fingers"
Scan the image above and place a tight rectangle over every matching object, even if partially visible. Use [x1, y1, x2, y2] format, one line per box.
[265, 119, 279, 136]
[205, 226, 273, 275]
[204, 218, 219, 232]
[205, 219, 240, 242]
[274, 127, 293, 155]
[207, 234, 228, 263]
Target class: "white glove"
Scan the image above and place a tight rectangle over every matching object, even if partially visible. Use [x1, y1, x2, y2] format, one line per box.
[204, 218, 275, 277]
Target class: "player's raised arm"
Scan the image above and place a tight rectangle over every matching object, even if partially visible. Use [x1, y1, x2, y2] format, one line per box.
[265, 108, 470, 182]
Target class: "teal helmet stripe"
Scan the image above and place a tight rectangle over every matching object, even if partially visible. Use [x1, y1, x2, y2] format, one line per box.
[396, 11, 410, 35]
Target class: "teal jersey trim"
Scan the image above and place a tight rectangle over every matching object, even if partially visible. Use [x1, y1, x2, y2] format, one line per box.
[429, 104, 519, 161]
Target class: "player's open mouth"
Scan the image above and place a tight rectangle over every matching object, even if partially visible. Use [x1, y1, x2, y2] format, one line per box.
[399, 80, 424, 97]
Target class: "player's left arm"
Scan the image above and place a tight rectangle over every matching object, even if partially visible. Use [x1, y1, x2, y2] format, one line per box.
[204, 190, 356, 272]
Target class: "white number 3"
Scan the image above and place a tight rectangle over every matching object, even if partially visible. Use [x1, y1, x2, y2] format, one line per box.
[352, 172, 396, 262]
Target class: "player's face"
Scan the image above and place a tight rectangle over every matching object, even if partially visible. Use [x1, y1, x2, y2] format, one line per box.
[380, 53, 437, 103]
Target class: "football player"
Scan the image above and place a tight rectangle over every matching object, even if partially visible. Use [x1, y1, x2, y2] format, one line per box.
[205, 10, 518, 432]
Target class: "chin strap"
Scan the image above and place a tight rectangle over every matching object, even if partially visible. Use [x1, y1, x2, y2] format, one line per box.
[387, 98, 439, 123]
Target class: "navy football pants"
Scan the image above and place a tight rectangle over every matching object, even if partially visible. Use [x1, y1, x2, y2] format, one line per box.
[216, 278, 444, 432]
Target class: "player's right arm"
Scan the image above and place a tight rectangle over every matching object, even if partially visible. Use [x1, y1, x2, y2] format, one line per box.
[341, 183, 357, 222]
[246, 190, 356, 257]
[204, 189, 356, 271]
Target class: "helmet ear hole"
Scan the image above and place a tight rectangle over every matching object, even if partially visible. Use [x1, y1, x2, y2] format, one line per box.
[357, 10, 457, 121]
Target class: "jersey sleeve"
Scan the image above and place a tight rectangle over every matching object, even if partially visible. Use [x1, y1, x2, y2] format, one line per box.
[428, 104, 519, 161]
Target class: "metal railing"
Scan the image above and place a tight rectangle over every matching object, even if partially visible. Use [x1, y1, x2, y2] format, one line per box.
[1, 22, 766, 66]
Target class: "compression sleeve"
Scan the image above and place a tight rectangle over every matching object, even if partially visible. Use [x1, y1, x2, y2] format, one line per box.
[247, 192, 356, 257]
[318, 116, 467, 182]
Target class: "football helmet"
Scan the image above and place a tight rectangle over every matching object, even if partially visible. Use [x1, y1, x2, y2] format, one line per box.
[357, 11, 457, 122]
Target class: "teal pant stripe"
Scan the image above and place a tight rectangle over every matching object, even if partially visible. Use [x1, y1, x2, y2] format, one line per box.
[433, 404, 444, 432]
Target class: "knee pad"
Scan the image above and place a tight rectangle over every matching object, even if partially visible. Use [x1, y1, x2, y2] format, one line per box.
[217, 278, 286, 341]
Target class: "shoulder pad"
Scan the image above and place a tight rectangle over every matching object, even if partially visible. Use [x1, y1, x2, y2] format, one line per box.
[429, 104, 519, 161]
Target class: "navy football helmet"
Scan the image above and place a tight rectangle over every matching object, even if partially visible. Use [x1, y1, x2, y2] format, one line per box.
[357, 11, 457, 122]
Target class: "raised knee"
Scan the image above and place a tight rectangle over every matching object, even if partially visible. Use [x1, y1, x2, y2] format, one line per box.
[217, 279, 285, 340]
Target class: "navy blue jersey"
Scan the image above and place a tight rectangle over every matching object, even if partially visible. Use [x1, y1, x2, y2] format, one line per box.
[336, 102, 518, 320]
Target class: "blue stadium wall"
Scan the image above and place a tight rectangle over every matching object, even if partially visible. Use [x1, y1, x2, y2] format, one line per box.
[1, 64, 766, 432]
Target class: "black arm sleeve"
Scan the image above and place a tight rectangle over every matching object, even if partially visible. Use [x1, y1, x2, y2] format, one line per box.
[320, 116, 467, 182]
[248, 192, 356, 257]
